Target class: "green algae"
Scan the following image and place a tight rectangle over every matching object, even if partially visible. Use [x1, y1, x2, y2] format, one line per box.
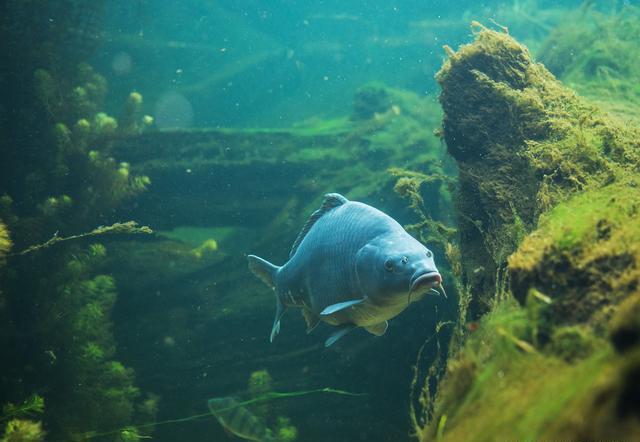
[435, 23, 640, 317]
[422, 301, 616, 442]
[509, 178, 640, 329]
[0, 221, 11, 265]
[610, 292, 640, 353]
[539, 5, 640, 119]
[411, 21, 640, 442]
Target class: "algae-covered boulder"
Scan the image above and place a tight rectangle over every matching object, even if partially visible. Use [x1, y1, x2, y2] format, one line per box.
[610, 292, 640, 353]
[436, 23, 640, 316]
[509, 179, 640, 332]
[414, 23, 640, 442]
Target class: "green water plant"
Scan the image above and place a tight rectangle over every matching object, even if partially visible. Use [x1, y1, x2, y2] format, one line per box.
[1, 419, 45, 442]
[0, 396, 44, 423]
[0, 220, 11, 264]
[80, 387, 363, 440]
[190, 238, 218, 260]
[538, 5, 640, 118]
[12, 221, 152, 256]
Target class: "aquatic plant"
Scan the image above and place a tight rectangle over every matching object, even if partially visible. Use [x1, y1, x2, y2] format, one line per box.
[351, 84, 394, 121]
[248, 370, 274, 397]
[190, 238, 218, 260]
[0, 396, 45, 442]
[509, 178, 640, 332]
[538, 5, 640, 118]
[13, 221, 152, 256]
[0, 220, 11, 264]
[0, 396, 44, 423]
[1, 419, 45, 442]
[119, 92, 144, 134]
[274, 417, 297, 442]
[418, 300, 613, 441]
[609, 292, 640, 353]
[39, 246, 147, 439]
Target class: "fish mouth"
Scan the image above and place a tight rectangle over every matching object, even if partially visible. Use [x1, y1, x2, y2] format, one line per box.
[409, 271, 443, 294]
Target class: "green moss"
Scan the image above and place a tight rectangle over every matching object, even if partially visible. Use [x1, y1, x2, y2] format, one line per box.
[436, 23, 640, 317]
[351, 83, 393, 121]
[1, 419, 45, 442]
[274, 416, 298, 442]
[609, 292, 640, 353]
[119, 92, 144, 135]
[547, 326, 598, 362]
[539, 6, 640, 119]
[422, 300, 620, 442]
[509, 178, 640, 326]
[0, 219, 11, 263]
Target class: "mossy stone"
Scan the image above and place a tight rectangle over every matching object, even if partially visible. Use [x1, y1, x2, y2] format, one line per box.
[609, 292, 640, 353]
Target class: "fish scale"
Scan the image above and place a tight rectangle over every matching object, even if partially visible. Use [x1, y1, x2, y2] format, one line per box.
[248, 193, 443, 347]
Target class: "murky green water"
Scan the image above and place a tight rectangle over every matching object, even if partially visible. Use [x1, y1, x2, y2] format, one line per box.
[1, 1, 639, 441]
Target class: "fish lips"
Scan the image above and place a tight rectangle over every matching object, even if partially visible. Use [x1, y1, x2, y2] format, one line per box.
[409, 271, 442, 295]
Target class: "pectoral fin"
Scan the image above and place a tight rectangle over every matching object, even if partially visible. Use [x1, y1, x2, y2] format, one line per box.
[325, 324, 356, 347]
[364, 321, 388, 336]
[320, 299, 365, 316]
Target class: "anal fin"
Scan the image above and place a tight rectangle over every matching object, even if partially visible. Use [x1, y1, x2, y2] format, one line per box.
[270, 296, 287, 343]
[364, 321, 388, 336]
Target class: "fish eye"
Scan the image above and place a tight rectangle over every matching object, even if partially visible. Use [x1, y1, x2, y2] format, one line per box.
[426, 250, 432, 258]
[384, 259, 394, 272]
[401, 256, 408, 264]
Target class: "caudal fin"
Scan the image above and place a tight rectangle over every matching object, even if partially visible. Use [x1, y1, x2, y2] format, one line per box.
[247, 255, 286, 342]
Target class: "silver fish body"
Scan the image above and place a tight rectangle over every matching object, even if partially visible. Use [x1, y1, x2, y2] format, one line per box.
[248, 193, 443, 347]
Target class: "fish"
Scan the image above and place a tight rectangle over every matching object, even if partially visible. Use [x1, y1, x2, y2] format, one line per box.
[248, 193, 444, 347]
[207, 396, 274, 442]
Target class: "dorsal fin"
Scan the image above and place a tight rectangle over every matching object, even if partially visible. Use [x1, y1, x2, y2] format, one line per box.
[289, 193, 348, 258]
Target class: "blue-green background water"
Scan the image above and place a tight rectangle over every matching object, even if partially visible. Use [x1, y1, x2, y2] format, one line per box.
[94, 0, 582, 128]
[1, 0, 638, 441]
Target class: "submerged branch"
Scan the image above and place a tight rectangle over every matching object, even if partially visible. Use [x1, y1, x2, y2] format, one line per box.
[12, 221, 153, 256]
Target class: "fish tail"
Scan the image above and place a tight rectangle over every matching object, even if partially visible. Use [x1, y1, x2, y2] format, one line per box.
[247, 255, 286, 342]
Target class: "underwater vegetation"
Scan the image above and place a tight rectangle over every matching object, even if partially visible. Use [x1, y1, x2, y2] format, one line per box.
[411, 21, 640, 442]
[0, 395, 45, 442]
[3, 1, 638, 441]
[1, 419, 46, 442]
[208, 370, 298, 442]
[539, 4, 640, 119]
[0, 3, 158, 440]
[435, 21, 640, 318]
[0, 220, 11, 265]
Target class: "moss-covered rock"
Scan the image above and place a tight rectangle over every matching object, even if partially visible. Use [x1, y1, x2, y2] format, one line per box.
[416, 23, 640, 442]
[436, 23, 640, 317]
[421, 301, 640, 442]
[509, 178, 640, 331]
[609, 292, 640, 353]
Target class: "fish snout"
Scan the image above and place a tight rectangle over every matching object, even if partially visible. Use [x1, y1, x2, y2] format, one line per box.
[409, 271, 442, 294]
